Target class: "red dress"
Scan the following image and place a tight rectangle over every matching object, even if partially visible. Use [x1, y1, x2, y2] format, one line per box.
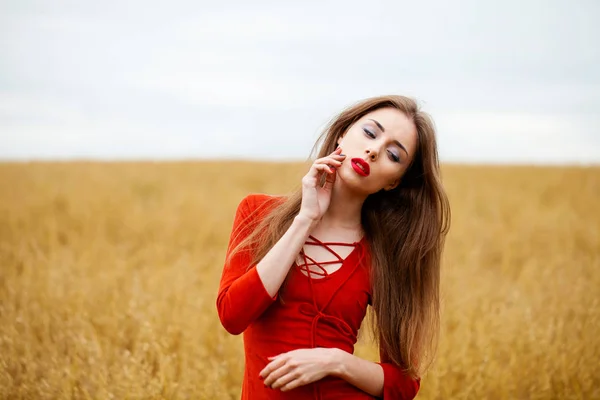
[216, 194, 420, 399]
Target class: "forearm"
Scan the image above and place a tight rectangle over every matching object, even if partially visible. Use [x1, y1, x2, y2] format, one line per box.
[256, 215, 316, 297]
[331, 349, 384, 397]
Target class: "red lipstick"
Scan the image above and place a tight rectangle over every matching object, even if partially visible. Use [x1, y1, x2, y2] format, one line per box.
[351, 158, 370, 177]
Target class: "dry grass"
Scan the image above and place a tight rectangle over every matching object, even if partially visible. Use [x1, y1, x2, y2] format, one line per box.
[0, 161, 598, 399]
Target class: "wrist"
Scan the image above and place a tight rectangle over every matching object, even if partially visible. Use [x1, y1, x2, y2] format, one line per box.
[294, 213, 320, 230]
[327, 348, 348, 378]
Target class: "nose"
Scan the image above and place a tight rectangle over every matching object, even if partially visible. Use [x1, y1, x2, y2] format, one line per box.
[365, 148, 377, 161]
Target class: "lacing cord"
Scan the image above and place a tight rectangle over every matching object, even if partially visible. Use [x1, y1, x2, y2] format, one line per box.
[295, 235, 365, 399]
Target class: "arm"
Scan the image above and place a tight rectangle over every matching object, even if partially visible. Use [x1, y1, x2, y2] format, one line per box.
[262, 346, 419, 398]
[217, 149, 344, 335]
[255, 213, 316, 297]
[375, 346, 420, 400]
[216, 195, 316, 335]
[332, 347, 420, 399]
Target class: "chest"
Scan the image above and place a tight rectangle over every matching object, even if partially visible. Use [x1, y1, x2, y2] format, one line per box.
[294, 242, 357, 278]
[284, 254, 372, 333]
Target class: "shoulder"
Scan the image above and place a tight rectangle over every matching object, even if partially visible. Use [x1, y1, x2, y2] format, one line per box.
[237, 193, 287, 218]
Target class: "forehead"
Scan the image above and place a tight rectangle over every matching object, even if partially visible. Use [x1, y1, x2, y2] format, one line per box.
[359, 107, 418, 152]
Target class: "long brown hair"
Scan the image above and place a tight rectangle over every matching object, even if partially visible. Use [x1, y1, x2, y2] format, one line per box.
[228, 95, 450, 378]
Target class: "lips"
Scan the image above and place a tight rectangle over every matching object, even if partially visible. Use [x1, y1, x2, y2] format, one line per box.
[351, 158, 370, 177]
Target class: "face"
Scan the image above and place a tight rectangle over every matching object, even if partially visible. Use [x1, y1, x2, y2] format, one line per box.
[336, 107, 418, 195]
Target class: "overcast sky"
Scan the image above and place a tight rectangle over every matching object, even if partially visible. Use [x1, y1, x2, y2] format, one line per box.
[1, 0, 599, 164]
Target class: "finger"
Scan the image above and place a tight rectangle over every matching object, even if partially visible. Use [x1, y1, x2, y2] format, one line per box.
[330, 147, 345, 157]
[305, 163, 334, 181]
[323, 166, 336, 190]
[329, 149, 346, 158]
[315, 155, 346, 167]
[314, 163, 335, 175]
[315, 156, 344, 166]
[280, 376, 308, 392]
[264, 363, 293, 387]
[271, 370, 298, 390]
[314, 159, 342, 171]
[259, 356, 285, 379]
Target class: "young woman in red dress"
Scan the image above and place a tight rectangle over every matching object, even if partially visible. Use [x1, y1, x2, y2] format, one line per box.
[217, 95, 450, 399]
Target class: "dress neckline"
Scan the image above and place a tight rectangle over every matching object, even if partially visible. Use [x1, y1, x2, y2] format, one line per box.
[294, 234, 364, 282]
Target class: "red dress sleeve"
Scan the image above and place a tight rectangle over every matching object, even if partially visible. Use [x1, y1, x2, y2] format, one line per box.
[216, 194, 279, 335]
[376, 345, 420, 400]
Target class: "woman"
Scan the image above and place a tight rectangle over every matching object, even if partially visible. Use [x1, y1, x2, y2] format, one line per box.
[216, 95, 450, 399]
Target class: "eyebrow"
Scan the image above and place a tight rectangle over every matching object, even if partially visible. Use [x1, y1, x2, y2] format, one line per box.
[368, 118, 408, 155]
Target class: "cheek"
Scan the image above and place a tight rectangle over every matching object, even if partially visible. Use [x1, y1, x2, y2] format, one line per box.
[339, 139, 360, 153]
[395, 165, 409, 179]
[378, 166, 406, 187]
[380, 164, 403, 180]
[340, 129, 366, 149]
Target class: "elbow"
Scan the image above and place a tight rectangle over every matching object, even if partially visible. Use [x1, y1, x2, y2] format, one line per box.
[412, 377, 421, 397]
[379, 364, 421, 400]
[216, 296, 247, 335]
[218, 314, 246, 336]
[397, 377, 420, 400]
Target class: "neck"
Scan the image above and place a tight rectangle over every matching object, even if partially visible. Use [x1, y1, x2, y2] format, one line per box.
[320, 177, 366, 232]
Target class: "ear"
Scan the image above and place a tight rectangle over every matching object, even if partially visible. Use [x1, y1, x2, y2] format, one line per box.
[385, 178, 401, 191]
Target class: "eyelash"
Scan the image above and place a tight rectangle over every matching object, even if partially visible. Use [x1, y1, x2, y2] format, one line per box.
[363, 128, 376, 139]
[363, 128, 400, 163]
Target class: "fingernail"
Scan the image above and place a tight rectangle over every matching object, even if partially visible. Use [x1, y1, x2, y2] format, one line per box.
[340, 154, 346, 157]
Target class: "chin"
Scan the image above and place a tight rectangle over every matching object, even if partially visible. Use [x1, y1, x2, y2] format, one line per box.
[337, 169, 373, 195]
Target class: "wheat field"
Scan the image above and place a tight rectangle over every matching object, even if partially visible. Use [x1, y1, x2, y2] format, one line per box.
[0, 161, 598, 399]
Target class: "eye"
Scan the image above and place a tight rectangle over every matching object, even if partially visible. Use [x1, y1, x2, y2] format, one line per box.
[363, 127, 376, 138]
[387, 150, 400, 163]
